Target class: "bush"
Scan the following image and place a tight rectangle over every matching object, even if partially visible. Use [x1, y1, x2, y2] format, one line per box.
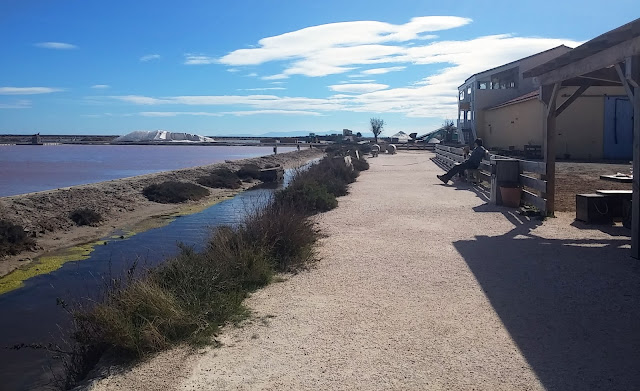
[276, 181, 337, 213]
[352, 157, 370, 172]
[197, 168, 242, 189]
[242, 203, 318, 272]
[65, 155, 352, 385]
[0, 220, 35, 257]
[143, 181, 210, 203]
[70, 208, 102, 226]
[236, 164, 261, 181]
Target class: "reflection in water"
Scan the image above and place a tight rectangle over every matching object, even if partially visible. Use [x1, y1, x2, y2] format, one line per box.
[0, 168, 301, 391]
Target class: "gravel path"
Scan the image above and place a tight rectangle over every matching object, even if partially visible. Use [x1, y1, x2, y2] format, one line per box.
[92, 151, 640, 391]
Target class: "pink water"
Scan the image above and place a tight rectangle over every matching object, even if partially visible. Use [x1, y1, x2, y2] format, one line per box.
[0, 144, 295, 197]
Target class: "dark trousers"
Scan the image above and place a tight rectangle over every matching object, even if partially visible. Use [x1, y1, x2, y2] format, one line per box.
[442, 161, 475, 181]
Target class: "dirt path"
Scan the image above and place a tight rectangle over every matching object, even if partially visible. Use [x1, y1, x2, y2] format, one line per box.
[91, 151, 640, 391]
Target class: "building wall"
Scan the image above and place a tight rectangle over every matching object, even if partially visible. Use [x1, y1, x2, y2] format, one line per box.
[481, 87, 626, 160]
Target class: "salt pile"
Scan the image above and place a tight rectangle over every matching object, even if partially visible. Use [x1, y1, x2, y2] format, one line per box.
[114, 130, 215, 143]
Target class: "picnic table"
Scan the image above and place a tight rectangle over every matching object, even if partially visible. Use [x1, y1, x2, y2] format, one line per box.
[600, 174, 633, 183]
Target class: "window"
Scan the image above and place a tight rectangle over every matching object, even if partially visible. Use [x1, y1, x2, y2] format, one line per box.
[459, 90, 465, 100]
[467, 86, 472, 95]
[478, 82, 488, 89]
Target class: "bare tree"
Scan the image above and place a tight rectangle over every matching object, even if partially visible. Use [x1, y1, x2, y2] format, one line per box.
[370, 117, 384, 144]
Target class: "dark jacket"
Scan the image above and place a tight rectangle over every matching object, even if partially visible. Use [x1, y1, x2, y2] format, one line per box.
[467, 146, 487, 168]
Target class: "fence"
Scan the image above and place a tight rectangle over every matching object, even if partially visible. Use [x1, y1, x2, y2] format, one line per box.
[434, 144, 547, 213]
[395, 143, 436, 151]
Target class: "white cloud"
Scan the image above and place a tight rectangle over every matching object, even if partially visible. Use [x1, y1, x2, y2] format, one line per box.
[227, 68, 240, 73]
[239, 87, 286, 91]
[34, 42, 77, 50]
[91, 84, 110, 89]
[361, 66, 406, 75]
[224, 110, 322, 116]
[329, 83, 389, 93]
[111, 18, 580, 120]
[139, 111, 223, 117]
[339, 79, 376, 84]
[0, 99, 31, 109]
[246, 72, 258, 77]
[219, 17, 468, 67]
[140, 54, 161, 62]
[262, 74, 289, 80]
[184, 55, 216, 65]
[0, 87, 63, 95]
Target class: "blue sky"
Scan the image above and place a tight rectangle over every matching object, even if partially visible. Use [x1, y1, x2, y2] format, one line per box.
[0, 0, 637, 136]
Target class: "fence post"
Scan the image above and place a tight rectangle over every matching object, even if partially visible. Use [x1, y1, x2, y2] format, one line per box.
[490, 158, 520, 206]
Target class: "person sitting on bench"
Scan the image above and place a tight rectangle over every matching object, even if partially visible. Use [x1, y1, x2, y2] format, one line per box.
[437, 138, 487, 184]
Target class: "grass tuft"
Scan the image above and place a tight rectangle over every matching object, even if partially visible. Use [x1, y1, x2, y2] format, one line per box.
[64, 155, 354, 387]
[236, 164, 262, 181]
[197, 168, 242, 189]
[0, 220, 35, 257]
[69, 208, 102, 226]
[143, 181, 210, 203]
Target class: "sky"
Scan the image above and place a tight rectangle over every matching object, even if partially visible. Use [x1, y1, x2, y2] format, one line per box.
[0, 0, 637, 137]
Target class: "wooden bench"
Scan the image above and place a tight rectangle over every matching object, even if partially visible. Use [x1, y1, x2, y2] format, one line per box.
[577, 190, 632, 225]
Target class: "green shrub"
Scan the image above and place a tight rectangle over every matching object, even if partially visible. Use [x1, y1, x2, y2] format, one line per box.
[242, 204, 318, 272]
[0, 220, 35, 257]
[143, 181, 210, 203]
[276, 181, 337, 213]
[236, 164, 261, 181]
[197, 168, 242, 189]
[70, 208, 102, 226]
[352, 157, 370, 171]
[65, 154, 353, 386]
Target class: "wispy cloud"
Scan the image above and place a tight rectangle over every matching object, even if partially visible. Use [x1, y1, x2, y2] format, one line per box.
[91, 84, 110, 89]
[223, 110, 322, 116]
[238, 87, 286, 91]
[110, 17, 579, 120]
[184, 54, 216, 65]
[0, 87, 63, 95]
[246, 72, 258, 77]
[140, 54, 161, 62]
[219, 16, 467, 78]
[227, 68, 240, 73]
[0, 99, 31, 109]
[139, 111, 223, 117]
[329, 83, 389, 93]
[34, 42, 77, 50]
[361, 66, 406, 75]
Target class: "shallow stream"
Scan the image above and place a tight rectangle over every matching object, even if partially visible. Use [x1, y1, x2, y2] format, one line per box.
[0, 168, 300, 390]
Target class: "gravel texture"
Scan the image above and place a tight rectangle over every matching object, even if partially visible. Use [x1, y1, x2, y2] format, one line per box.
[91, 151, 640, 391]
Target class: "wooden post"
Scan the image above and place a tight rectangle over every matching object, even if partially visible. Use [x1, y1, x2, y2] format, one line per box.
[630, 56, 640, 258]
[542, 83, 560, 216]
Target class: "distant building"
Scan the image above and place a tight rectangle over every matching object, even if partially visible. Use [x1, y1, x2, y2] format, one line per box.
[458, 45, 572, 144]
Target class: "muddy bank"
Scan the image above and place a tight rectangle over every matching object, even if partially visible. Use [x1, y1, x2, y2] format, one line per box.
[0, 149, 323, 277]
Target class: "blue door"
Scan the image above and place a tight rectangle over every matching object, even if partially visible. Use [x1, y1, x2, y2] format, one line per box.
[604, 96, 633, 160]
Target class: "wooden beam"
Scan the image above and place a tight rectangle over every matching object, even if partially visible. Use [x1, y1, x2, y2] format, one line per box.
[632, 55, 640, 259]
[533, 36, 640, 86]
[626, 56, 640, 88]
[543, 83, 560, 216]
[556, 84, 590, 116]
[615, 62, 635, 100]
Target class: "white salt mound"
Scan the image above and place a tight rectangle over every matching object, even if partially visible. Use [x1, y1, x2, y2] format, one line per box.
[114, 130, 215, 143]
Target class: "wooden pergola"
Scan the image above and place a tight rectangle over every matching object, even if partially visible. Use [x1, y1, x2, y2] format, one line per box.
[524, 18, 640, 258]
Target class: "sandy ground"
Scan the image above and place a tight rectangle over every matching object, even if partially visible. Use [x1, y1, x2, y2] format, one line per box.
[556, 161, 632, 212]
[90, 151, 640, 391]
[0, 149, 322, 277]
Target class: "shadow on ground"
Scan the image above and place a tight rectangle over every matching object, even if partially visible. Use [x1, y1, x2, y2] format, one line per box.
[453, 208, 640, 391]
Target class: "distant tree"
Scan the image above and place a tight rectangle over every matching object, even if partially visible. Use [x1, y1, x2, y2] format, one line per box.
[356, 132, 362, 138]
[370, 117, 384, 144]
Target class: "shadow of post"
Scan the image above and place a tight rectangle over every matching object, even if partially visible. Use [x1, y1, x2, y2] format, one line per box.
[453, 209, 640, 390]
